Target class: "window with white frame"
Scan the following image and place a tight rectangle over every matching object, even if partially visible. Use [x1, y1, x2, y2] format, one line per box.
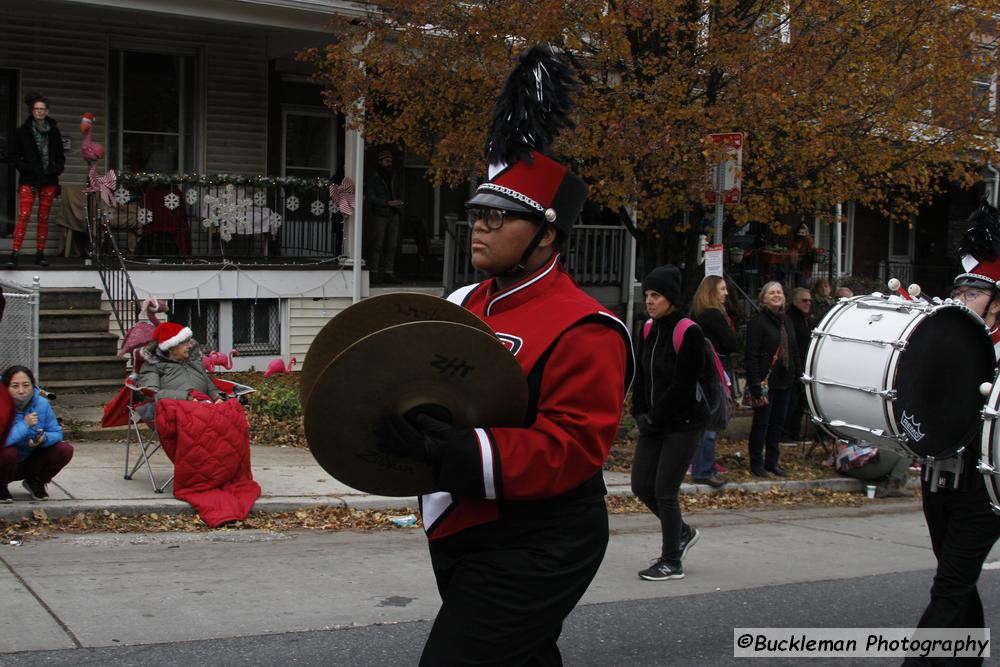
[232, 299, 280, 355]
[972, 43, 997, 125]
[170, 300, 219, 352]
[109, 49, 197, 174]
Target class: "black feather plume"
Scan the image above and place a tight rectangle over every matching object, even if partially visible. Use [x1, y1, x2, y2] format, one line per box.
[958, 196, 1000, 262]
[485, 45, 579, 167]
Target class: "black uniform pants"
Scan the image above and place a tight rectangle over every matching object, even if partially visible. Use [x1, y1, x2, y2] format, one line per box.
[421, 496, 609, 666]
[903, 473, 1000, 666]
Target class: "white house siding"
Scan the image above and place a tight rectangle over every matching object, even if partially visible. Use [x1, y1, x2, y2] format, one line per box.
[1, 3, 268, 252]
[288, 296, 351, 368]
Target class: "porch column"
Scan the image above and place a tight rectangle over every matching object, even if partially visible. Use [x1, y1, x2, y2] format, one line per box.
[834, 202, 843, 279]
[344, 127, 366, 303]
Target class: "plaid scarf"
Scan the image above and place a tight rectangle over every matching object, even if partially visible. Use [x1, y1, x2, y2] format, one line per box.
[32, 120, 51, 173]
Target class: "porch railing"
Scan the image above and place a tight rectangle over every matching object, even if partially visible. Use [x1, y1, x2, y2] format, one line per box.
[95, 175, 344, 262]
[445, 222, 630, 292]
[88, 192, 140, 339]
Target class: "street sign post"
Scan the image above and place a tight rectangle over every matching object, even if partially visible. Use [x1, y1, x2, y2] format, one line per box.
[705, 132, 744, 250]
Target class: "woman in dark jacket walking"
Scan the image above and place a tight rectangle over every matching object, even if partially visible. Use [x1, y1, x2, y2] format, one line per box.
[689, 275, 739, 487]
[631, 265, 707, 581]
[745, 281, 800, 477]
[7, 92, 64, 268]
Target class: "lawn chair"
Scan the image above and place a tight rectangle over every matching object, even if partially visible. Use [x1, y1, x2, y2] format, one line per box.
[103, 350, 255, 493]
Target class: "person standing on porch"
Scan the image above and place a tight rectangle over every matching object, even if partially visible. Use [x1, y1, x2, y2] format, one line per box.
[364, 149, 403, 284]
[7, 93, 64, 269]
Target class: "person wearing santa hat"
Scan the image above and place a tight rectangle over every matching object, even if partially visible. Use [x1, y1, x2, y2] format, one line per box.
[137, 322, 225, 403]
[904, 200, 1000, 665]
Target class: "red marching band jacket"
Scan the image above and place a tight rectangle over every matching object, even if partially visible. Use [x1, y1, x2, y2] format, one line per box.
[420, 256, 635, 540]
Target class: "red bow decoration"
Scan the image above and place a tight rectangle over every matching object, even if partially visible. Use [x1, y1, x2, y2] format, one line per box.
[86, 164, 118, 208]
[328, 176, 355, 216]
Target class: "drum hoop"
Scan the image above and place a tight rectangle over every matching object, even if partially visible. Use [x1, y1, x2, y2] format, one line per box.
[882, 309, 933, 443]
[980, 376, 1000, 514]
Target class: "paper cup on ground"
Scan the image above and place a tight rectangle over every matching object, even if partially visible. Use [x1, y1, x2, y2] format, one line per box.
[866, 484, 877, 499]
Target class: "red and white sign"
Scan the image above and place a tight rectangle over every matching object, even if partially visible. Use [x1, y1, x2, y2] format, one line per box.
[704, 244, 724, 277]
[704, 132, 744, 205]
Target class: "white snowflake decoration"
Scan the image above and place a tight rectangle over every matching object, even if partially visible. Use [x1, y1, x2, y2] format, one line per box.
[310, 200, 325, 217]
[253, 191, 267, 207]
[285, 195, 300, 212]
[137, 208, 153, 226]
[184, 188, 199, 205]
[163, 192, 180, 210]
[115, 187, 132, 205]
[201, 184, 283, 242]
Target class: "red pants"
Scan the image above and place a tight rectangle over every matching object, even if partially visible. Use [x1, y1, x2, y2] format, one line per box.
[14, 184, 58, 252]
[0, 441, 73, 486]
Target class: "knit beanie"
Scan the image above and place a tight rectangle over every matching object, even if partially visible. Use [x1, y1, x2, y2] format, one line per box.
[642, 265, 682, 305]
[153, 322, 193, 351]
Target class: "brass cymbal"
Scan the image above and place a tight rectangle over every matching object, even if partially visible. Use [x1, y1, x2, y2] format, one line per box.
[304, 321, 527, 497]
[299, 293, 493, 406]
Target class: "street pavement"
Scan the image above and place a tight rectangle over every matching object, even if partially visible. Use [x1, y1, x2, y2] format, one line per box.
[2, 503, 998, 665]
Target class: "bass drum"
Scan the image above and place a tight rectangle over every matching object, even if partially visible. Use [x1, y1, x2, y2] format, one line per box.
[804, 294, 994, 458]
[979, 375, 1000, 514]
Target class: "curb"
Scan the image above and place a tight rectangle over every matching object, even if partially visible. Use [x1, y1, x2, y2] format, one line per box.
[0, 477, 917, 522]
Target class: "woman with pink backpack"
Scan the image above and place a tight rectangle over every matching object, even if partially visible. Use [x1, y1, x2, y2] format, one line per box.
[631, 265, 709, 581]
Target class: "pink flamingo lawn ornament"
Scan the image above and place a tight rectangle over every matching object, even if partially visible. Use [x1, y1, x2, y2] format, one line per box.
[80, 112, 117, 207]
[203, 350, 239, 373]
[118, 298, 169, 358]
[264, 356, 297, 378]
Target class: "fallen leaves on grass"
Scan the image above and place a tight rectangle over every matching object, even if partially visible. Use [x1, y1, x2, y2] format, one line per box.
[608, 486, 867, 514]
[0, 506, 423, 544]
[1, 486, 880, 544]
[247, 412, 307, 448]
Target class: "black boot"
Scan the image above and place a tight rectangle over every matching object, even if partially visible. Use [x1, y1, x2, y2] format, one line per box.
[34, 251, 48, 267]
[6, 251, 18, 269]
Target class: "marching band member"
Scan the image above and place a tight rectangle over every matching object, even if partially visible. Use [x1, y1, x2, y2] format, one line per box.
[905, 200, 1000, 666]
[374, 46, 633, 665]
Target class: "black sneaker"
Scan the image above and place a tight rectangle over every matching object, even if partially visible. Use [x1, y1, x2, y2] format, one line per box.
[638, 558, 684, 581]
[679, 526, 701, 560]
[692, 475, 727, 488]
[0, 485, 11, 503]
[22, 478, 48, 500]
[766, 466, 790, 477]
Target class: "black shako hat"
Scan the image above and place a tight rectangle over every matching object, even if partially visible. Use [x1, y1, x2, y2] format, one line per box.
[955, 198, 1000, 290]
[465, 45, 588, 236]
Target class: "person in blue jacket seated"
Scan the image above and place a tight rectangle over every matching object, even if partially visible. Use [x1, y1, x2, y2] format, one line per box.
[0, 365, 73, 502]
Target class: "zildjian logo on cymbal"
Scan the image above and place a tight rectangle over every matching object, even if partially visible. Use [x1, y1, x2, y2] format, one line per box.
[431, 354, 475, 378]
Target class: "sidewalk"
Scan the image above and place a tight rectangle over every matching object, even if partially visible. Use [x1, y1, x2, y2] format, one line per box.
[0, 439, 887, 522]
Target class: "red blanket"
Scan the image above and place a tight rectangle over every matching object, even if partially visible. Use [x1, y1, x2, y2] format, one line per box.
[155, 398, 260, 527]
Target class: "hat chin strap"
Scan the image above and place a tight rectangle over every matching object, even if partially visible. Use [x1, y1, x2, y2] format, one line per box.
[494, 223, 551, 278]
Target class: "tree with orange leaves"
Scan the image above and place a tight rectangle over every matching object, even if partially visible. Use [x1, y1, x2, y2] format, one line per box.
[303, 0, 999, 269]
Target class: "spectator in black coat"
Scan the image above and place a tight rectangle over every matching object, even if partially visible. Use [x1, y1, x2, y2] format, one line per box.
[783, 287, 813, 443]
[7, 92, 64, 269]
[631, 265, 707, 581]
[688, 275, 738, 488]
[745, 281, 800, 477]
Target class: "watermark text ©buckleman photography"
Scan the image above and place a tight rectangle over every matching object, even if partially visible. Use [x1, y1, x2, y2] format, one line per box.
[733, 628, 990, 659]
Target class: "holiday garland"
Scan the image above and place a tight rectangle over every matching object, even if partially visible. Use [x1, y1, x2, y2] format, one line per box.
[118, 172, 333, 191]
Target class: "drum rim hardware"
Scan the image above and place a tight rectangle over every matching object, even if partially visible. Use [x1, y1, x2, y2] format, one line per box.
[809, 329, 908, 351]
[801, 375, 897, 400]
